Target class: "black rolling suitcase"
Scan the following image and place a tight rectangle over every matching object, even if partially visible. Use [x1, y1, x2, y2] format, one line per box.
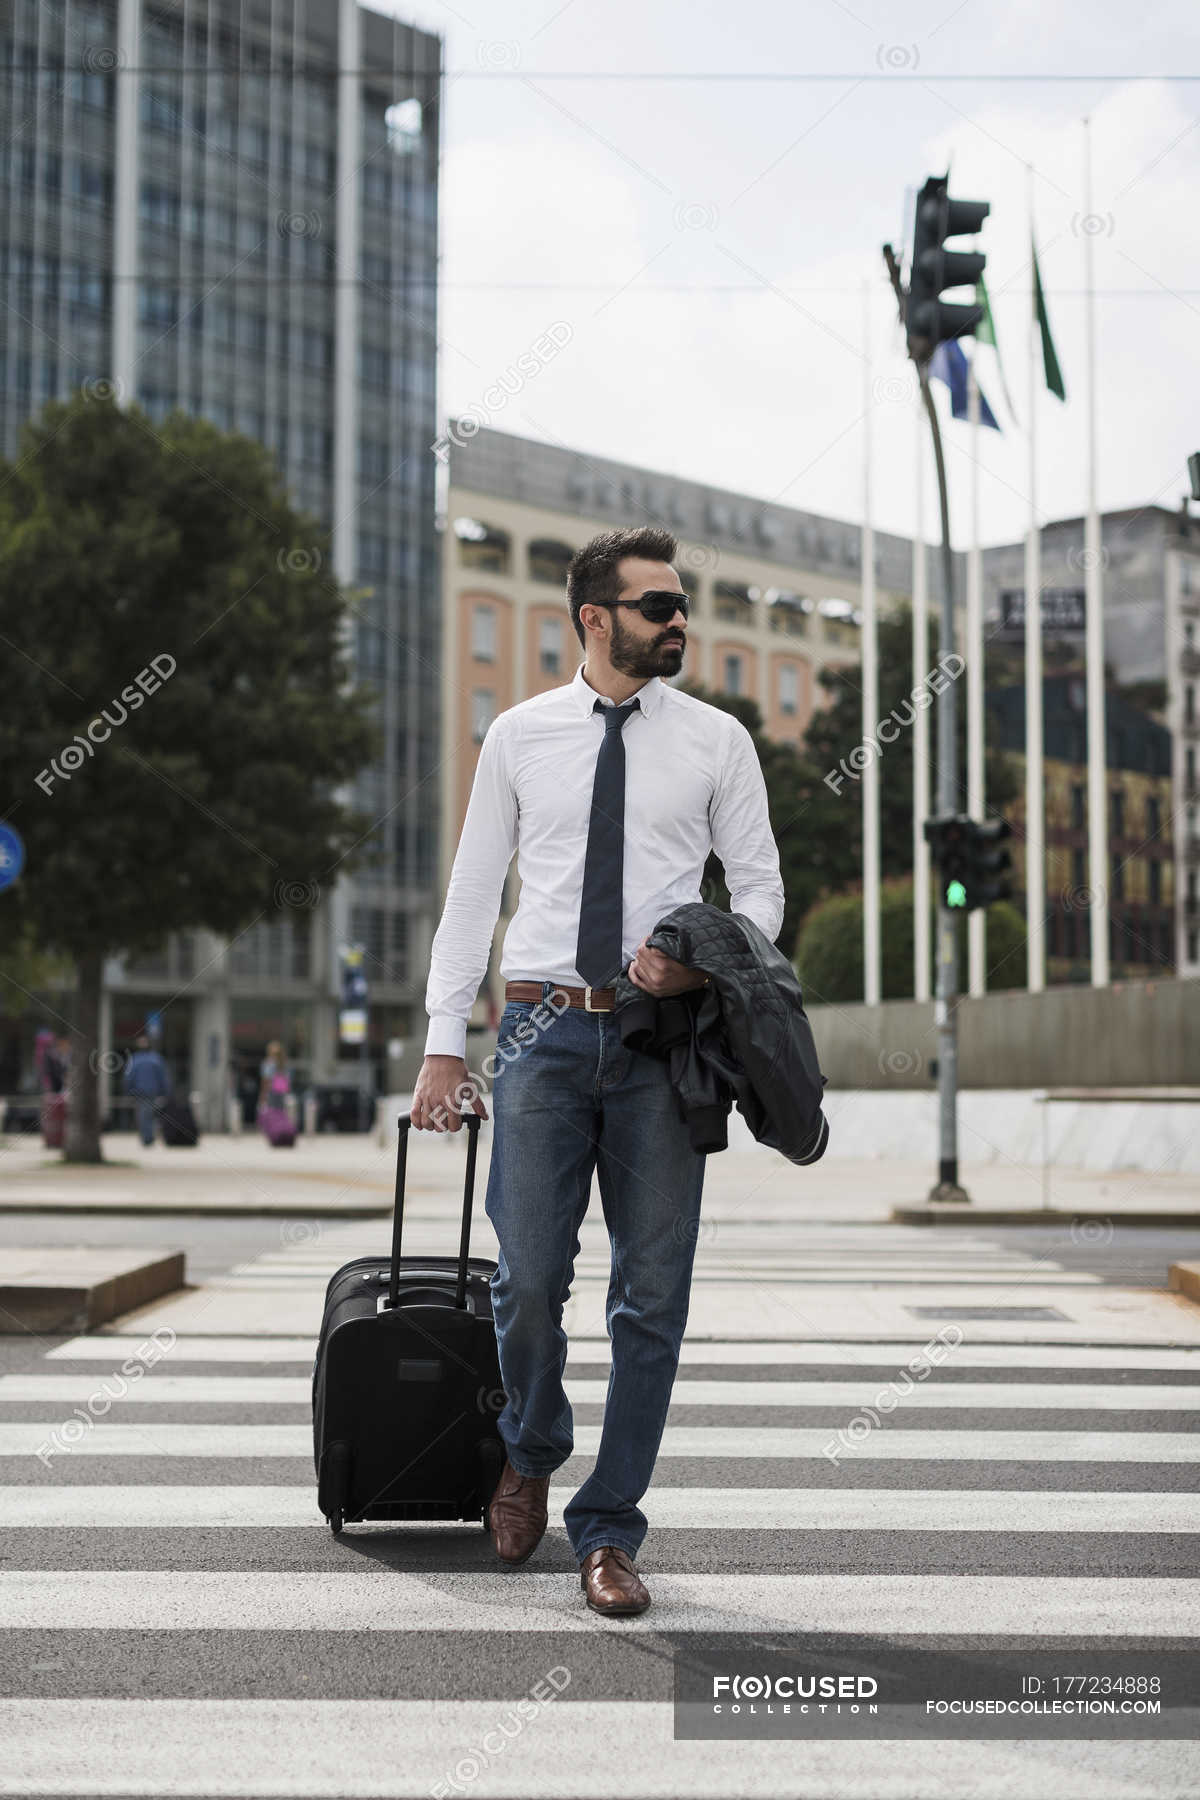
[160, 1093, 200, 1146]
[312, 1111, 505, 1536]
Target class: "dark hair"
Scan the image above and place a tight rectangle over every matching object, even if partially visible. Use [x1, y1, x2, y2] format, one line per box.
[566, 526, 678, 649]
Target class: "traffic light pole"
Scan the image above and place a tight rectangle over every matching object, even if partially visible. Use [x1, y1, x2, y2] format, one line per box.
[884, 239, 969, 1203]
[919, 358, 969, 1202]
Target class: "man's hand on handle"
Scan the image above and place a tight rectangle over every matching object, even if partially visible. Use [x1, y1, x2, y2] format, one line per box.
[410, 1056, 489, 1131]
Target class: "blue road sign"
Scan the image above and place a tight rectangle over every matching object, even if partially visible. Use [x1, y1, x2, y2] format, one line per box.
[0, 824, 25, 891]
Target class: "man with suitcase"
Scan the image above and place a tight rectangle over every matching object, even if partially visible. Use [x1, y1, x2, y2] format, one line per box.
[411, 525, 785, 1616]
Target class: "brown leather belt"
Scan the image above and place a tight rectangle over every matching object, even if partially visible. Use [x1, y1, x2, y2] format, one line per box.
[505, 979, 615, 1013]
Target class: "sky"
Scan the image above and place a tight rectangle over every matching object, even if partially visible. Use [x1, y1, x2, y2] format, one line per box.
[374, 0, 1199, 551]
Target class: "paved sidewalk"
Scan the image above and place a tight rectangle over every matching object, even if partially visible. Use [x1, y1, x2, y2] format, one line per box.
[2, 1124, 1199, 1222]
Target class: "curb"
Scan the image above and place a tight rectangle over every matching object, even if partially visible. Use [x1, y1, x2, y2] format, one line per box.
[0, 1201, 394, 1219]
[0, 1250, 186, 1334]
[891, 1205, 1200, 1229]
[1169, 1262, 1200, 1305]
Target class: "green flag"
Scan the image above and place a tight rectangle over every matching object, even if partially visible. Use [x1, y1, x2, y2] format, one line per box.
[974, 271, 1019, 425]
[1032, 241, 1066, 401]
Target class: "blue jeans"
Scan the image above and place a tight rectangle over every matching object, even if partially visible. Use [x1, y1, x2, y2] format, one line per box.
[483, 982, 707, 1565]
[134, 1097, 160, 1146]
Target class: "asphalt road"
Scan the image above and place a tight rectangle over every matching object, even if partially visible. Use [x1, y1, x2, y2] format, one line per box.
[1, 1207, 1198, 1797]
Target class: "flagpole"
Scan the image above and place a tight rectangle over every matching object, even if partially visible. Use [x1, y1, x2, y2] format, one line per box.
[1025, 164, 1046, 994]
[1083, 115, 1109, 986]
[913, 391, 931, 1003]
[966, 327, 985, 998]
[862, 275, 881, 1007]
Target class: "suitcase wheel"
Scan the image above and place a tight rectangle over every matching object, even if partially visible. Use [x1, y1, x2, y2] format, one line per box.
[479, 1437, 504, 1530]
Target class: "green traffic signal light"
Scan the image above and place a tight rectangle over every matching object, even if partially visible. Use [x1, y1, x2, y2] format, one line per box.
[946, 879, 967, 908]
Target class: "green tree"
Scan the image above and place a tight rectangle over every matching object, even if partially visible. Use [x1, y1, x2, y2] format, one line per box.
[677, 682, 839, 956]
[802, 603, 1020, 894]
[794, 877, 1027, 1005]
[0, 393, 380, 1162]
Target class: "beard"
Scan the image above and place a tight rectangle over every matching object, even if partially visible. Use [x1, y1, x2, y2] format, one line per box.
[608, 610, 685, 679]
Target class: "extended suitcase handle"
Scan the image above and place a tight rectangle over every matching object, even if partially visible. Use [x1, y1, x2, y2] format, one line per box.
[389, 1111, 481, 1312]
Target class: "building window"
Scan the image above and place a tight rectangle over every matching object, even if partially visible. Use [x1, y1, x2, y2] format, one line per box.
[528, 539, 574, 586]
[1187, 684, 1196, 725]
[539, 616, 562, 674]
[359, 438, 392, 484]
[361, 344, 390, 389]
[471, 605, 496, 662]
[385, 98, 423, 153]
[1149, 858, 1162, 905]
[72, 160, 112, 207]
[1188, 930, 1198, 965]
[138, 283, 177, 327]
[779, 664, 798, 715]
[1110, 854, 1124, 903]
[714, 581, 753, 623]
[768, 589, 807, 637]
[455, 518, 510, 574]
[723, 654, 743, 695]
[1070, 785, 1085, 830]
[1147, 794, 1161, 837]
[1111, 789, 1124, 838]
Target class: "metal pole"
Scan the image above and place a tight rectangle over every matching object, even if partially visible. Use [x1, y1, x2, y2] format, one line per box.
[882, 240, 967, 1202]
[1083, 116, 1110, 986]
[913, 398, 931, 1003]
[862, 278, 881, 1007]
[966, 328, 985, 998]
[921, 364, 969, 1203]
[1026, 165, 1047, 993]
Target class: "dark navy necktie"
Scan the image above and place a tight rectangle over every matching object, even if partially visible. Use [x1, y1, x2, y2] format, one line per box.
[575, 695, 640, 988]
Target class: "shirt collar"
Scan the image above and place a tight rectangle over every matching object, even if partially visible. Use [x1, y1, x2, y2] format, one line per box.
[571, 661, 663, 719]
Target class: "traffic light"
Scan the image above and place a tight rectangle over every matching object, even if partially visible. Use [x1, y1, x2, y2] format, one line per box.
[906, 175, 990, 363]
[924, 814, 972, 910]
[965, 817, 1013, 910]
[924, 815, 1012, 911]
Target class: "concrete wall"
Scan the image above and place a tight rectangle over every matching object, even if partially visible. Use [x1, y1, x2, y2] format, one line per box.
[808, 978, 1198, 1091]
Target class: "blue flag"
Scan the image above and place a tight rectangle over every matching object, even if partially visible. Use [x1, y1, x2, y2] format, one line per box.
[929, 340, 1000, 431]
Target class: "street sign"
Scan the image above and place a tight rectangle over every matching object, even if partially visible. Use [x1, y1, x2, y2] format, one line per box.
[338, 945, 368, 1046]
[0, 824, 25, 891]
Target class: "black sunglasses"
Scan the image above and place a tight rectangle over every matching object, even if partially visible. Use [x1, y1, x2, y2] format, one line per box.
[605, 590, 690, 625]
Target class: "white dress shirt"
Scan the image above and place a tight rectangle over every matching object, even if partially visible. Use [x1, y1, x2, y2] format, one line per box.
[424, 661, 786, 1059]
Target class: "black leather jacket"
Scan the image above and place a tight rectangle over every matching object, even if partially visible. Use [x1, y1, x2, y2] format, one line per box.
[611, 902, 829, 1164]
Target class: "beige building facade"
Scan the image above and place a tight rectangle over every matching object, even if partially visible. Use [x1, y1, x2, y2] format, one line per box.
[439, 424, 935, 1028]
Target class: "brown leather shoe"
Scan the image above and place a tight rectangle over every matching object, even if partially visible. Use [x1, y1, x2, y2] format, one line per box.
[580, 1546, 651, 1616]
[488, 1458, 551, 1565]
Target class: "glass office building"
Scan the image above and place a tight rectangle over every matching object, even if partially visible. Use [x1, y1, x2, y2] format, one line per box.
[0, 0, 442, 1123]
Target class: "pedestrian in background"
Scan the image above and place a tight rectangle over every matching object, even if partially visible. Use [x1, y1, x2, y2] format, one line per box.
[259, 1039, 291, 1111]
[124, 1034, 171, 1146]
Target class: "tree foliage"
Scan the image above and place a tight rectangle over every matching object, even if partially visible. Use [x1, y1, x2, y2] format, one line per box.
[0, 393, 381, 1158]
[795, 878, 1027, 1005]
[801, 603, 1020, 898]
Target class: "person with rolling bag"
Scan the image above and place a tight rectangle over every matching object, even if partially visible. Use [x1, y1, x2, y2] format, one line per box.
[409, 529, 786, 1617]
[312, 1109, 505, 1535]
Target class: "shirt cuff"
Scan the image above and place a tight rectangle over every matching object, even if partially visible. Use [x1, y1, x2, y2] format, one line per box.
[424, 1015, 468, 1061]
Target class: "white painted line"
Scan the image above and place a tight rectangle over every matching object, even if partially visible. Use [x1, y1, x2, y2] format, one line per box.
[0, 1700, 1182, 1798]
[46, 1337, 1200, 1370]
[7, 1424, 1199, 1460]
[0, 1486, 1194, 1533]
[2, 1569, 1198, 1635]
[3, 1375, 1196, 1410]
